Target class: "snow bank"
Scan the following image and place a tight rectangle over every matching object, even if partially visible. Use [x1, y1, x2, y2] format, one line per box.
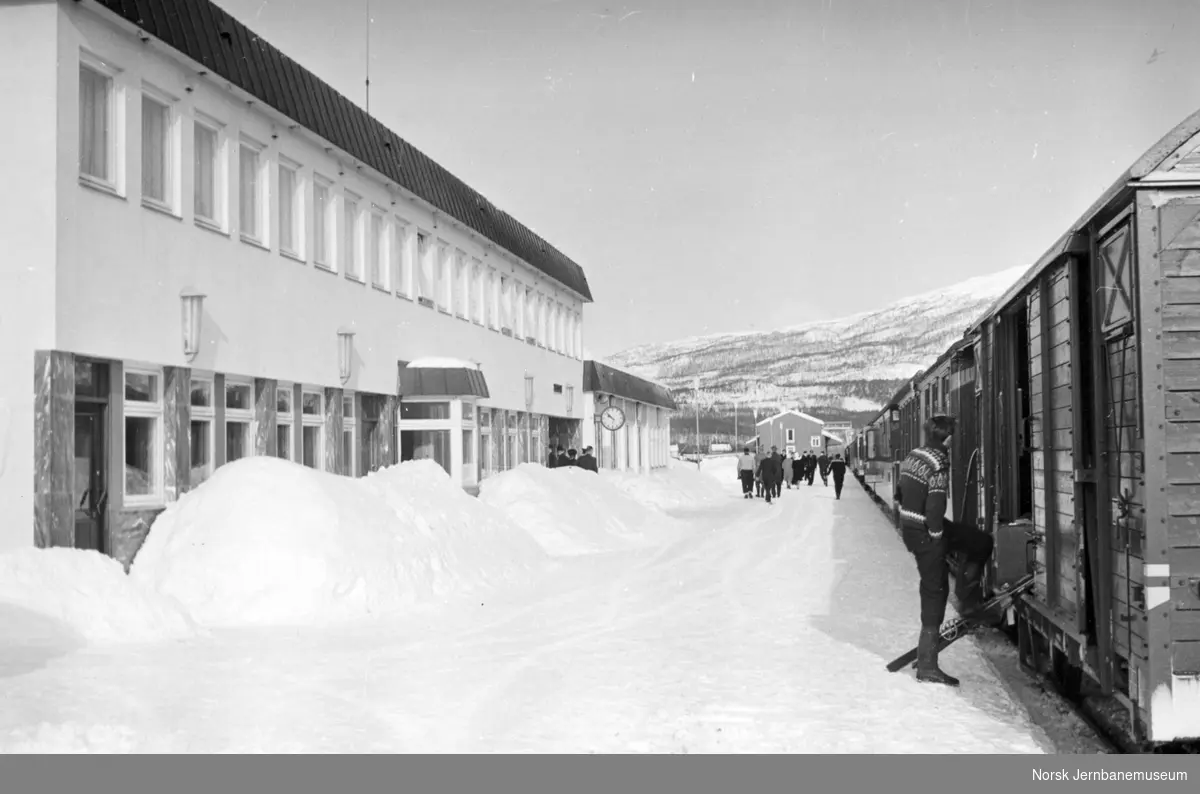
[0, 548, 197, 644]
[478, 464, 683, 556]
[601, 465, 729, 511]
[129, 457, 548, 627]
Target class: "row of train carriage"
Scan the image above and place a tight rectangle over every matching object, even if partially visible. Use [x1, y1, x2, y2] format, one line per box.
[851, 109, 1200, 748]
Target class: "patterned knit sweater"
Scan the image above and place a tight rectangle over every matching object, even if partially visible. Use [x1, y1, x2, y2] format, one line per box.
[897, 444, 950, 539]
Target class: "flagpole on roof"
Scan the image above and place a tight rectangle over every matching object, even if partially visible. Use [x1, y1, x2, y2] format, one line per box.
[365, 0, 372, 114]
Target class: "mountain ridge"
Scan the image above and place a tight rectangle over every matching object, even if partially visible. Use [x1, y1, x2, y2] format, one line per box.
[602, 264, 1027, 427]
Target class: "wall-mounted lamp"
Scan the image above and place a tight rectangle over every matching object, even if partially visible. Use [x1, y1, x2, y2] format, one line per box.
[524, 373, 534, 410]
[337, 327, 356, 384]
[565, 385, 574, 415]
[179, 288, 206, 361]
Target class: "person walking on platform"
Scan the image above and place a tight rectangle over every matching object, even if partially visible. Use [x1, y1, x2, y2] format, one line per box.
[737, 447, 756, 499]
[829, 454, 847, 499]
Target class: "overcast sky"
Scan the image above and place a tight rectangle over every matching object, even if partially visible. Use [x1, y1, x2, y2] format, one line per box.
[218, 0, 1200, 356]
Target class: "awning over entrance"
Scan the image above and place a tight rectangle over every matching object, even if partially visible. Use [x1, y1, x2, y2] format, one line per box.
[397, 358, 490, 399]
[582, 360, 676, 411]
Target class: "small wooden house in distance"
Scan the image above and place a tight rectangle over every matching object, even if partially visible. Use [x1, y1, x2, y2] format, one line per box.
[754, 410, 830, 456]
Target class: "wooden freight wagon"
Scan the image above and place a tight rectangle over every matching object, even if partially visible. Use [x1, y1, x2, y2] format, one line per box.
[965, 108, 1200, 745]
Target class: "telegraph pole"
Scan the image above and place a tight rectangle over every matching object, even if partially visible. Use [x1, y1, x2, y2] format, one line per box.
[693, 375, 701, 466]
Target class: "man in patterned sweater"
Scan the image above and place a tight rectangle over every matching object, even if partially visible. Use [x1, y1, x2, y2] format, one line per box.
[898, 414, 995, 687]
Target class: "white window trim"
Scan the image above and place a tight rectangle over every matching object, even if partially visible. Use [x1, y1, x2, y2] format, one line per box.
[369, 207, 389, 291]
[343, 191, 363, 281]
[122, 365, 165, 508]
[193, 111, 227, 233]
[342, 392, 358, 477]
[416, 230, 435, 303]
[394, 219, 413, 298]
[278, 157, 304, 261]
[224, 376, 255, 462]
[275, 381, 296, 462]
[78, 50, 125, 196]
[313, 174, 335, 270]
[238, 136, 267, 247]
[300, 387, 325, 471]
[487, 267, 499, 329]
[189, 375, 216, 486]
[470, 259, 485, 324]
[437, 240, 453, 312]
[455, 250, 470, 319]
[140, 82, 180, 215]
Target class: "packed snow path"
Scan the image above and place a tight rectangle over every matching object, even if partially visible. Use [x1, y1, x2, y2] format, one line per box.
[0, 473, 1049, 753]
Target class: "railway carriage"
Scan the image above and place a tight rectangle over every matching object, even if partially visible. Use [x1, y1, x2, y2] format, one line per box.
[908, 109, 1200, 747]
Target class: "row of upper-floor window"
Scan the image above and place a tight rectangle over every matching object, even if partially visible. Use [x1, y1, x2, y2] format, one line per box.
[76, 52, 585, 359]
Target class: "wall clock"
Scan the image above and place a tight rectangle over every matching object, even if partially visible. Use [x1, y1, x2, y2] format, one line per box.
[600, 405, 626, 431]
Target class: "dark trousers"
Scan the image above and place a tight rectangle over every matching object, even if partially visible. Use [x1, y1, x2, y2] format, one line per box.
[763, 477, 775, 503]
[833, 475, 844, 498]
[739, 470, 754, 495]
[902, 519, 995, 628]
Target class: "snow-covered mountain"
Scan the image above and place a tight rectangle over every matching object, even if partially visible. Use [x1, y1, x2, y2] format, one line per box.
[602, 265, 1028, 422]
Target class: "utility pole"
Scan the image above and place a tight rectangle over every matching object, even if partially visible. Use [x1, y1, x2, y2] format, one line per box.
[733, 399, 738, 449]
[693, 375, 701, 466]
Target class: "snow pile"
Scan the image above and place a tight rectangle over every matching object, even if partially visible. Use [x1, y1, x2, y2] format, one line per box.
[129, 457, 548, 627]
[478, 464, 683, 556]
[601, 464, 730, 511]
[0, 548, 197, 644]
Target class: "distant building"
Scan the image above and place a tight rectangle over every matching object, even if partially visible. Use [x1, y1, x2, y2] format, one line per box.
[0, 0, 593, 565]
[754, 410, 830, 456]
[582, 361, 675, 472]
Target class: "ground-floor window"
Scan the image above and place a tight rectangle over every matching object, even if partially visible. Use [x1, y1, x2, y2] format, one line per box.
[401, 428, 452, 475]
[190, 376, 214, 486]
[343, 392, 357, 477]
[479, 409, 493, 479]
[225, 378, 254, 463]
[123, 366, 164, 505]
[276, 383, 295, 461]
[301, 388, 324, 470]
[506, 412, 517, 470]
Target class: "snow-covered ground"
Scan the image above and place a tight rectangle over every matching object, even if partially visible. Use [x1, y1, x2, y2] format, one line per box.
[0, 456, 1056, 753]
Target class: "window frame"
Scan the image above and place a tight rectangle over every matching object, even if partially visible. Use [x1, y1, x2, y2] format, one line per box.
[343, 190, 363, 281]
[342, 392, 357, 477]
[193, 111, 226, 232]
[140, 82, 179, 214]
[394, 219, 414, 298]
[278, 157, 304, 261]
[369, 207, 389, 291]
[416, 230, 434, 305]
[275, 381, 296, 462]
[78, 51, 124, 196]
[189, 374, 216, 488]
[455, 250, 469, 319]
[313, 173, 334, 269]
[300, 387, 325, 471]
[223, 376, 255, 464]
[238, 136, 267, 246]
[122, 364, 165, 507]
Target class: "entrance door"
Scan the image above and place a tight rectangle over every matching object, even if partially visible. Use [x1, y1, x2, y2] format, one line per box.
[73, 405, 107, 552]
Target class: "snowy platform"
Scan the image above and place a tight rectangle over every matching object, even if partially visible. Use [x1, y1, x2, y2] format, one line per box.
[0, 458, 1060, 753]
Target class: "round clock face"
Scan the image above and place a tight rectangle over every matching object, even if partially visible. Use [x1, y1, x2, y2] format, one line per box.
[600, 406, 626, 431]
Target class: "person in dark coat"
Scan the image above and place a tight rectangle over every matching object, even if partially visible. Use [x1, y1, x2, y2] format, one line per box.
[898, 415, 996, 687]
[564, 448, 579, 466]
[805, 451, 817, 486]
[547, 445, 559, 468]
[817, 451, 831, 486]
[758, 445, 782, 504]
[577, 446, 599, 472]
[791, 454, 802, 487]
[829, 454, 848, 499]
[555, 445, 568, 467]
[754, 448, 767, 498]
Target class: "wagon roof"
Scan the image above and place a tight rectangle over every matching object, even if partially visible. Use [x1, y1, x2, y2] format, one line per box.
[967, 106, 1200, 334]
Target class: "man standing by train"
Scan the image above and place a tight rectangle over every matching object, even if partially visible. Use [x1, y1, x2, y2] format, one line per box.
[898, 414, 995, 687]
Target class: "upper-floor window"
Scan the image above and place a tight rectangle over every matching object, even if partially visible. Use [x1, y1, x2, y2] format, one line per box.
[437, 242, 453, 311]
[141, 87, 177, 211]
[238, 138, 266, 244]
[500, 276, 512, 330]
[79, 57, 121, 191]
[394, 220, 413, 298]
[313, 175, 333, 268]
[344, 191, 363, 280]
[193, 114, 224, 229]
[278, 159, 302, 259]
[417, 232, 434, 303]
[369, 208, 387, 289]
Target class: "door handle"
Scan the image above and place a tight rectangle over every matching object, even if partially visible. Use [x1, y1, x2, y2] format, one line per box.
[94, 489, 108, 518]
[78, 488, 90, 510]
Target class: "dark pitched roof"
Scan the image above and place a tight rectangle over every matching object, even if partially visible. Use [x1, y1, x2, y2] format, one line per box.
[583, 361, 677, 411]
[92, 0, 594, 302]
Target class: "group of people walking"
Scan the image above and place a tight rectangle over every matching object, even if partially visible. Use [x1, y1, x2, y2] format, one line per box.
[547, 444, 599, 472]
[736, 446, 847, 504]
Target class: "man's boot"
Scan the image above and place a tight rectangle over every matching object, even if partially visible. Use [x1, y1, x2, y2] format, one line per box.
[915, 627, 960, 687]
[955, 563, 1003, 626]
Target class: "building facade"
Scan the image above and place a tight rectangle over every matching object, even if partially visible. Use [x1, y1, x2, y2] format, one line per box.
[754, 410, 830, 456]
[0, 0, 595, 564]
[581, 361, 675, 472]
